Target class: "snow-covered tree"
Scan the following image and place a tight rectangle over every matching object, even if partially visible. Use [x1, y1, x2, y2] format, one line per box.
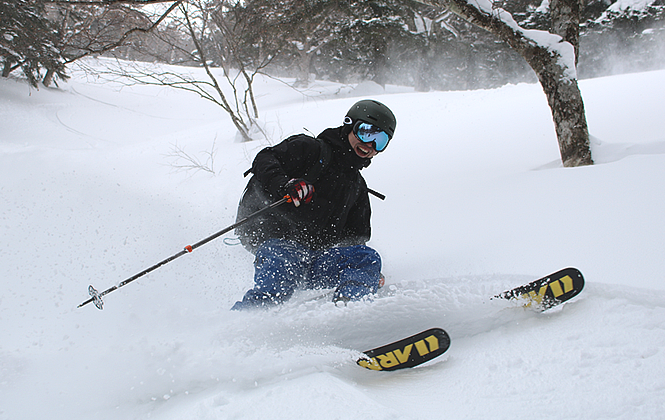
[413, 0, 593, 167]
[1, 0, 68, 87]
[232, 0, 357, 87]
[1, 0, 185, 86]
[579, 0, 665, 78]
[236, 0, 428, 88]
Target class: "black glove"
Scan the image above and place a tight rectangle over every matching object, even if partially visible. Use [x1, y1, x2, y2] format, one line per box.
[285, 178, 314, 207]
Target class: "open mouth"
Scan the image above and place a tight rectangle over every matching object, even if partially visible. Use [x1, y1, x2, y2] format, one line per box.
[355, 144, 373, 157]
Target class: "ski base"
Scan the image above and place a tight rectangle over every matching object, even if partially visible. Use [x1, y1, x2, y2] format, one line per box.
[357, 328, 450, 371]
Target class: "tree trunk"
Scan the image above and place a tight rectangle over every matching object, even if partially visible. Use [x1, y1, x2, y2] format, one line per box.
[412, 0, 593, 167]
[43, 68, 55, 87]
[550, 0, 581, 64]
[524, 48, 593, 166]
[2, 59, 13, 78]
[293, 47, 313, 88]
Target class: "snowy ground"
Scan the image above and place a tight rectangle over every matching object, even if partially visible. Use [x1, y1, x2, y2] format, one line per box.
[1, 61, 664, 420]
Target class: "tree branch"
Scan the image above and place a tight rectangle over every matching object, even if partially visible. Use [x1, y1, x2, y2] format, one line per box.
[44, 0, 177, 5]
[64, 0, 182, 64]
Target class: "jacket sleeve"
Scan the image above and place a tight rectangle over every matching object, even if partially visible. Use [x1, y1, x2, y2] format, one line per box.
[251, 136, 321, 197]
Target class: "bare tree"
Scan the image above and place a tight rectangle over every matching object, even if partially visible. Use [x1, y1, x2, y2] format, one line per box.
[93, 1, 270, 141]
[412, 0, 593, 167]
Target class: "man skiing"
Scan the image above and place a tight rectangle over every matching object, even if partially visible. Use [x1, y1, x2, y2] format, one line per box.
[231, 99, 396, 310]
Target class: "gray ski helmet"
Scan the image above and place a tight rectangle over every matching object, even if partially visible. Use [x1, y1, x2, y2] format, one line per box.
[345, 99, 396, 139]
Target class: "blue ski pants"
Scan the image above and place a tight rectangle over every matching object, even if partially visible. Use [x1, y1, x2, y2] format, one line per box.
[231, 239, 382, 310]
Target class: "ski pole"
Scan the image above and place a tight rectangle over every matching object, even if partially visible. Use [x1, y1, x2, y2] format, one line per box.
[78, 195, 291, 310]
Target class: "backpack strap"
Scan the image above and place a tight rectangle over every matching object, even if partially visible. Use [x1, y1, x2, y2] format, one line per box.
[303, 139, 332, 183]
[367, 188, 385, 200]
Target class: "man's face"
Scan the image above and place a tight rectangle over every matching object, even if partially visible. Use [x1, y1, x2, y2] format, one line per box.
[348, 131, 379, 159]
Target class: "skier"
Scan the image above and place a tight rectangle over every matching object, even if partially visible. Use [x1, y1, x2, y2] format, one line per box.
[231, 99, 397, 310]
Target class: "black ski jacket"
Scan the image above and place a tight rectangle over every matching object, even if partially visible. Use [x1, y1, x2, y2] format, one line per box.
[235, 126, 372, 253]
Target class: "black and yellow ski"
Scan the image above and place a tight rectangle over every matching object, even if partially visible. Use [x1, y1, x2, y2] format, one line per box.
[495, 267, 585, 311]
[357, 268, 583, 371]
[357, 328, 451, 371]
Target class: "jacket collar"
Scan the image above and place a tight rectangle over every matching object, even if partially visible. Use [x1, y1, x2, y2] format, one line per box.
[318, 126, 371, 170]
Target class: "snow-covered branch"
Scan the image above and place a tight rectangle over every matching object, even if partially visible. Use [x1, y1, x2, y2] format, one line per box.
[412, 0, 593, 166]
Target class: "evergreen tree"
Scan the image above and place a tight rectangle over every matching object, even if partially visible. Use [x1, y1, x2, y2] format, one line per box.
[1, 0, 67, 87]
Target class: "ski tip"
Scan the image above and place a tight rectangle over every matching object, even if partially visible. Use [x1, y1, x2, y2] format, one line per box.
[496, 267, 585, 311]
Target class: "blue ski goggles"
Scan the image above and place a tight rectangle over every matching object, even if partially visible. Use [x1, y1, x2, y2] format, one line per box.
[353, 121, 391, 152]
